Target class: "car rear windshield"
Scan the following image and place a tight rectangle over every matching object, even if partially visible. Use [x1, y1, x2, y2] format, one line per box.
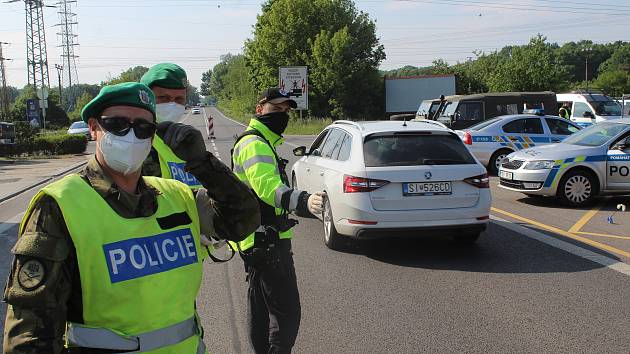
[70, 121, 87, 129]
[363, 132, 476, 167]
[468, 117, 502, 131]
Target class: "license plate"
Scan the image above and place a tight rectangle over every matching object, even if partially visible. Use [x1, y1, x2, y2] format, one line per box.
[403, 182, 452, 196]
[499, 170, 513, 180]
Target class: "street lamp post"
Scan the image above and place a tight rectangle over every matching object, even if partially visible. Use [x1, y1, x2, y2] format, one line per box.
[55, 63, 63, 107]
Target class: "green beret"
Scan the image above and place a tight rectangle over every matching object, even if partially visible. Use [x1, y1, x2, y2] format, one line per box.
[140, 63, 188, 89]
[81, 82, 156, 122]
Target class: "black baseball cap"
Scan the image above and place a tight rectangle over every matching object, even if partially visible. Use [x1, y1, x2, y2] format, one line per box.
[258, 87, 297, 109]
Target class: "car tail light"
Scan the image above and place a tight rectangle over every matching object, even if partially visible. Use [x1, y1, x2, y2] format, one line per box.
[464, 173, 490, 188]
[348, 219, 378, 225]
[463, 131, 472, 145]
[343, 175, 389, 193]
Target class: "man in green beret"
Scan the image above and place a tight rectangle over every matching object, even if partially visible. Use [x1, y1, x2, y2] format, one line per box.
[3, 82, 260, 353]
[140, 63, 202, 185]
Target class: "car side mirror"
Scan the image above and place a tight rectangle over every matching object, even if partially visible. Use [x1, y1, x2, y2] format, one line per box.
[583, 111, 594, 118]
[293, 146, 308, 157]
[311, 149, 321, 157]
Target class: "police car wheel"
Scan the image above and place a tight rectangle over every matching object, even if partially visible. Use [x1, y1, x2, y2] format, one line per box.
[489, 149, 511, 175]
[557, 170, 597, 206]
[323, 198, 343, 250]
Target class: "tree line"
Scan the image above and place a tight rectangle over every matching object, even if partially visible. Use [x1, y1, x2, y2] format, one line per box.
[201, 0, 630, 120]
[0, 66, 201, 127]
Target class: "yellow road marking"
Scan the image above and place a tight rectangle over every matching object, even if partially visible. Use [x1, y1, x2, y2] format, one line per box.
[568, 200, 606, 233]
[575, 231, 630, 240]
[491, 207, 630, 258]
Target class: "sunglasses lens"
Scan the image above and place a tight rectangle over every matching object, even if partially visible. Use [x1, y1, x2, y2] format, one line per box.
[133, 120, 157, 139]
[100, 117, 130, 136]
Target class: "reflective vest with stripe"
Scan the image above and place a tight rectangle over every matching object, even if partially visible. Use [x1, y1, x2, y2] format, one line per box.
[21, 174, 206, 353]
[230, 119, 300, 251]
[152, 135, 203, 190]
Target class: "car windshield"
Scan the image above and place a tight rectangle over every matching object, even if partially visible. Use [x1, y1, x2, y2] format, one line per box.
[363, 132, 476, 167]
[468, 117, 502, 131]
[70, 121, 87, 129]
[416, 101, 431, 115]
[588, 99, 621, 116]
[562, 123, 628, 146]
[439, 101, 457, 118]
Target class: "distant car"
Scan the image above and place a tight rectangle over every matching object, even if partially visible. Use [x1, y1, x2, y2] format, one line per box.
[291, 120, 491, 250]
[456, 114, 581, 174]
[67, 121, 91, 140]
[499, 119, 630, 206]
[191, 108, 201, 114]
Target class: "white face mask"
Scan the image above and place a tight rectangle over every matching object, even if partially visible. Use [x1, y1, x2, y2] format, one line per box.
[156, 102, 185, 123]
[98, 130, 152, 175]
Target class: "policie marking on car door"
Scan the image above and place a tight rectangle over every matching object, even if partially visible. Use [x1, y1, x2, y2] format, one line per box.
[606, 134, 630, 190]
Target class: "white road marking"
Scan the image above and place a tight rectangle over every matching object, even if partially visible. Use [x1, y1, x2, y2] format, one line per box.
[491, 216, 630, 277]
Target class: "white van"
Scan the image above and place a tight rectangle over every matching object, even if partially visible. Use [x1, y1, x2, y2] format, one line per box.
[557, 91, 622, 127]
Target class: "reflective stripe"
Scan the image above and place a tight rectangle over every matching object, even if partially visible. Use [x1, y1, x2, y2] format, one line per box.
[197, 338, 206, 354]
[242, 155, 276, 171]
[66, 316, 199, 352]
[233, 163, 245, 174]
[233, 135, 265, 158]
[274, 185, 291, 208]
[289, 190, 301, 211]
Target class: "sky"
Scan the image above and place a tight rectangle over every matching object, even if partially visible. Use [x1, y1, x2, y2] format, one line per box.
[1, 0, 629, 90]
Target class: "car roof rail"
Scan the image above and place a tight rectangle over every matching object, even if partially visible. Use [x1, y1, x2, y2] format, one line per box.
[411, 119, 448, 129]
[333, 120, 363, 130]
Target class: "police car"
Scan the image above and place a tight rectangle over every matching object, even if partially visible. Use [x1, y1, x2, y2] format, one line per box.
[456, 113, 581, 174]
[498, 119, 630, 206]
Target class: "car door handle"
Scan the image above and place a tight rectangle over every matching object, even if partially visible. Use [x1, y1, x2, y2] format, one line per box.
[319, 171, 324, 176]
[551, 138, 561, 142]
[306, 168, 310, 172]
[509, 137, 519, 141]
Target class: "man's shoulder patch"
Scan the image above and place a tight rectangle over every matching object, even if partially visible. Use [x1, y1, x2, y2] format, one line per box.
[17, 259, 46, 291]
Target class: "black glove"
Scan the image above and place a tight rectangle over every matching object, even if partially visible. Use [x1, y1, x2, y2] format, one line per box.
[156, 122, 206, 162]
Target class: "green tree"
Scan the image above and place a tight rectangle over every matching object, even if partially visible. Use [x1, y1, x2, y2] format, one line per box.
[9, 85, 69, 128]
[103, 66, 149, 85]
[593, 70, 630, 96]
[186, 85, 201, 105]
[68, 92, 94, 122]
[244, 0, 385, 119]
[486, 35, 568, 92]
[200, 70, 212, 97]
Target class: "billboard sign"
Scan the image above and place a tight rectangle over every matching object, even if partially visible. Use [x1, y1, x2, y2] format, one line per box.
[279, 66, 308, 110]
[26, 99, 40, 125]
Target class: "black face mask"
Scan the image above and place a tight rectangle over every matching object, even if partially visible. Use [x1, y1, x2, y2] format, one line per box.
[256, 112, 289, 135]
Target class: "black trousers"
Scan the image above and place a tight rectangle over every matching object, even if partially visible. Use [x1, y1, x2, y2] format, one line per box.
[245, 239, 301, 354]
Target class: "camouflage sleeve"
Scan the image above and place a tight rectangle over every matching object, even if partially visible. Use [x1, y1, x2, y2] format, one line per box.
[142, 148, 162, 177]
[3, 195, 75, 354]
[186, 152, 261, 242]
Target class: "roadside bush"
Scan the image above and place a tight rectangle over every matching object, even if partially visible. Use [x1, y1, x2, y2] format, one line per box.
[0, 133, 87, 157]
[14, 121, 40, 143]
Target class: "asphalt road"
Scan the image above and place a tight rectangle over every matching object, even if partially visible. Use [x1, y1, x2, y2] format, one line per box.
[1, 108, 629, 353]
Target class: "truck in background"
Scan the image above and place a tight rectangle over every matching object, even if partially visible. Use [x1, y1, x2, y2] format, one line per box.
[557, 90, 623, 127]
[385, 74, 456, 115]
[0, 122, 16, 144]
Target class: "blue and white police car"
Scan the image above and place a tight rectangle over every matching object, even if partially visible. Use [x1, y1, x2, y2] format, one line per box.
[456, 113, 581, 174]
[498, 119, 630, 206]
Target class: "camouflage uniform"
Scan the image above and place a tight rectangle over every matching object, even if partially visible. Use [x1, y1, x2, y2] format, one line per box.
[3, 154, 260, 353]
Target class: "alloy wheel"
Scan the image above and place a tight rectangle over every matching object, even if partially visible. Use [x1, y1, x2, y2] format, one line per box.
[564, 175, 592, 204]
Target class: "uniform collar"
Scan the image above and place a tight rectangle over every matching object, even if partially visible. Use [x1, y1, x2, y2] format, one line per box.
[248, 118, 284, 147]
[84, 156, 160, 200]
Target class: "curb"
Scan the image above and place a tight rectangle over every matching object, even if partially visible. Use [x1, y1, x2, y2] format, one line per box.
[0, 159, 88, 204]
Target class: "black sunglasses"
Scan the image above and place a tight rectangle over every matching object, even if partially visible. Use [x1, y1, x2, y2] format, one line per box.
[98, 116, 157, 139]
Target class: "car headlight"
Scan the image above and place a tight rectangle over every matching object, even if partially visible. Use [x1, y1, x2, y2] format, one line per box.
[523, 160, 555, 170]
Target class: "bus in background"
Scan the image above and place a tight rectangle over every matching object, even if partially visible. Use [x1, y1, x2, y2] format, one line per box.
[0, 122, 15, 145]
[557, 90, 623, 127]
